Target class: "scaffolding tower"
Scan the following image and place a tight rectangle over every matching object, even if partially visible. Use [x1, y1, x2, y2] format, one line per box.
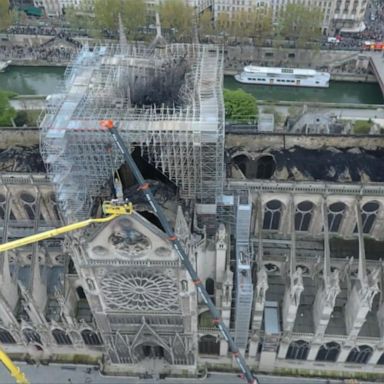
[234, 192, 253, 350]
[40, 43, 225, 221]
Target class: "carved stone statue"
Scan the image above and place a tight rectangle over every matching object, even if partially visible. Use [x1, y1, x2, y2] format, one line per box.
[291, 267, 304, 306]
[361, 268, 381, 308]
[256, 267, 268, 304]
[325, 269, 341, 306]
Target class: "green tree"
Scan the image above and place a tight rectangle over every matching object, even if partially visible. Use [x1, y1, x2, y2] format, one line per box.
[230, 10, 247, 38]
[247, 7, 273, 43]
[64, 5, 94, 33]
[214, 8, 272, 43]
[224, 89, 258, 122]
[199, 8, 214, 38]
[159, 0, 194, 42]
[353, 120, 372, 135]
[215, 12, 231, 42]
[279, 4, 323, 45]
[0, 0, 11, 31]
[0, 90, 16, 127]
[93, 0, 146, 38]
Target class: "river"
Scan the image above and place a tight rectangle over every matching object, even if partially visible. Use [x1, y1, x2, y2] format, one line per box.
[0, 66, 65, 95]
[0, 65, 383, 104]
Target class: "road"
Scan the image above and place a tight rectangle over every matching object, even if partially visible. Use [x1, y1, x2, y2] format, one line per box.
[0, 363, 357, 384]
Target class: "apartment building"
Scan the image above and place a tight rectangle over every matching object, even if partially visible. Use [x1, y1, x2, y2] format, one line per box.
[213, 0, 367, 34]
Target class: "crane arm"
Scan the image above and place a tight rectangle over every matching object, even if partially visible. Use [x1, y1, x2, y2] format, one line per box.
[0, 201, 133, 255]
[101, 120, 258, 384]
[0, 215, 117, 254]
[0, 348, 28, 384]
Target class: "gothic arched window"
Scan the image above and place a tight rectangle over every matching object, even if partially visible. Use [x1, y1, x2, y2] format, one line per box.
[286, 340, 310, 360]
[0, 194, 6, 220]
[81, 329, 102, 346]
[328, 202, 346, 233]
[23, 328, 42, 344]
[52, 329, 72, 345]
[20, 192, 36, 220]
[377, 352, 384, 365]
[295, 201, 314, 231]
[205, 278, 215, 296]
[346, 345, 373, 364]
[316, 342, 341, 362]
[198, 335, 220, 355]
[76, 286, 86, 299]
[263, 200, 282, 230]
[361, 202, 379, 234]
[48, 192, 61, 221]
[0, 328, 16, 344]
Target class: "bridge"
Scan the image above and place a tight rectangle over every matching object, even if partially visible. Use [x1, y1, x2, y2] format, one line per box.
[365, 52, 384, 98]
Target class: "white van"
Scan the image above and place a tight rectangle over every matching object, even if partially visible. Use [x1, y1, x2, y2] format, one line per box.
[327, 37, 339, 43]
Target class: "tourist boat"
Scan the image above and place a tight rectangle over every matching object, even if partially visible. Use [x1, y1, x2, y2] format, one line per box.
[0, 60, 11, 72]
[234, 66, 331, 88]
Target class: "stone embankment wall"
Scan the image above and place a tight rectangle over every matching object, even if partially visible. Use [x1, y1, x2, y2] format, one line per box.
[0, 127, 39, 148]
[3, 33, 94, 47]
[2, 127, 383, 153]
[223, 46, 362, 72]
[226, 133, 384, 151]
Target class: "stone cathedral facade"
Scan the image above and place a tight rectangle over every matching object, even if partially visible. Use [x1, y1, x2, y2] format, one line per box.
[3, 131, 384, 381]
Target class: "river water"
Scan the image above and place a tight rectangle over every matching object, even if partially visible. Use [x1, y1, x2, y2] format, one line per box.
[0, 66, 65, 95]
[0, 65, 383, 104]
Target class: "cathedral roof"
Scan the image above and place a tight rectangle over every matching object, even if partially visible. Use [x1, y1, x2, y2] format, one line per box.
[0, 145, 45, 173]
[271, 146, 384, 183]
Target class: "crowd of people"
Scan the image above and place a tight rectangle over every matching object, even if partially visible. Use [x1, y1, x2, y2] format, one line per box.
[0, 43, 77, 63]
[6, 25, 88, 37]
[1, 26, 83, 63]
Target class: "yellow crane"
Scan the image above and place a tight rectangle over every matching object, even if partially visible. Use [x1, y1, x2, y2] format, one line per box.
[0, 200, 133, 384]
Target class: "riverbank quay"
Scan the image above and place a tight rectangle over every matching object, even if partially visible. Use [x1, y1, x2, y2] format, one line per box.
[4, 48, 366, 76]
[7, 62, 378, 83]
[8, 61, 69, 66]
[0, 33, 372, 75]
[9, 95, 384, 112]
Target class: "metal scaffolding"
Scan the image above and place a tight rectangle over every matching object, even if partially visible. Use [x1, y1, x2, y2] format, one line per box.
[40, 43, 224, 220]
[234, 192, 253, 350]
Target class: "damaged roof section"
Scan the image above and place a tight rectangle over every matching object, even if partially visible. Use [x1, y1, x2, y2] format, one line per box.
[0, 145, 45, 173]
[231, 146, 384, 183]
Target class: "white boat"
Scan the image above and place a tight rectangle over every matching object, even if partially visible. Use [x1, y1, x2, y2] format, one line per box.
[235, 65, 330, 88]
[0, 60, 11, 72]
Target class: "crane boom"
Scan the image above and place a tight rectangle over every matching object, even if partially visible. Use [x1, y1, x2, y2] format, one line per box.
[0, 202, 133, 254]
[0, 349, 28, 384]
[101, 120, 257, 384]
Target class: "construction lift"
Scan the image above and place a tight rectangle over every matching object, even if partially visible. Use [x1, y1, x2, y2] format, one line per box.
[0, 120, 258, 384]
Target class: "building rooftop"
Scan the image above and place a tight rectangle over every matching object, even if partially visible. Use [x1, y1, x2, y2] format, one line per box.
[272, 147, 384, 183]
[0, 145, 45, 173]
[231, 146, 384, 183]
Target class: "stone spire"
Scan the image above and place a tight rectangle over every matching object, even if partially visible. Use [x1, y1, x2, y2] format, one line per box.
[118, 13, 128, 54]
[0, 252, 19, 326]
[282, 197, 303, 332]
[313, 198, 340, 336]
[148, 12, 167, 50]
[345, 199, 380, 337]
